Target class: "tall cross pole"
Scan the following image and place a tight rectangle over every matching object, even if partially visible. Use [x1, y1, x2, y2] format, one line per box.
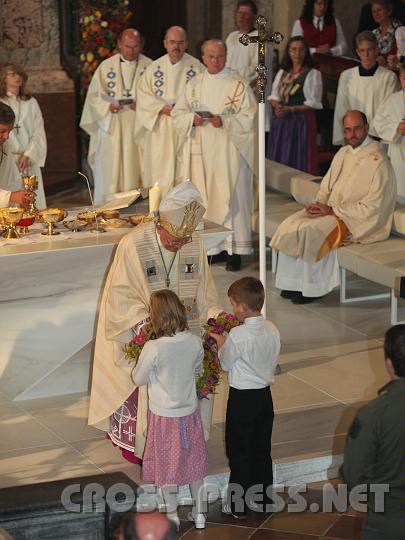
[240, 17, 283, 317]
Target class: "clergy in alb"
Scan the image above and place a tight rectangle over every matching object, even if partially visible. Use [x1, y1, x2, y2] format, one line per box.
[172, 39, 257, 272]
[271, 110, 396, 304]
[88, 182, 221, 461]
[371, 62, 405, 202]
[0, 102, 36, 208]
[135, 26, 203, 195]
[333, 31, 399, 146]
[80, 29, 152, 206]
[0, 63, 47, 209]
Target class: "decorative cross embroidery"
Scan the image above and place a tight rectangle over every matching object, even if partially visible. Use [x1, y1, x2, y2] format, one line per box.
[183, 297, 198, 320]
[153, 66, 164, 97]
[144, 259, 162, 283]
[123, 426, 135, 441]
[186, 66, 197, 82]
[181, 256, 199, 280]
[107, 69, 116, 79]
[224, 81, 245, 114]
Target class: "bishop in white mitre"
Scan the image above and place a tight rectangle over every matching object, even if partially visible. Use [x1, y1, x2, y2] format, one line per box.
[372, 63, 405, 203]
[333, 31, 399, 146]
[80, 29, 152, 206]
[135, 26, 203, 196]
[172, 39, 257, 270]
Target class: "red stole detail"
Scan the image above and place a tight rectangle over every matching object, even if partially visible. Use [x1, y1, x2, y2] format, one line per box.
[300, 17, 337, 48]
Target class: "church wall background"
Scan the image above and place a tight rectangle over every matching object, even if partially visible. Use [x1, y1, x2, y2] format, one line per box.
[0, 0, 78, 191]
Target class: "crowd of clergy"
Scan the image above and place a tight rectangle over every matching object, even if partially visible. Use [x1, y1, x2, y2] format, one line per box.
[0, 0, 404, 277]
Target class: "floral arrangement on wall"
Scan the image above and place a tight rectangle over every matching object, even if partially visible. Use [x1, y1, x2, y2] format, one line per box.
[78, 0, 133, 99]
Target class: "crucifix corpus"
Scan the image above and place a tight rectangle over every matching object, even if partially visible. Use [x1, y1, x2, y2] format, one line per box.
[239, 16, 283, 317]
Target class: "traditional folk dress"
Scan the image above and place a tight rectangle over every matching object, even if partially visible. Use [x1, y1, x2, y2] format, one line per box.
[266, 67, 322, 174]
[80, 53, 152, 206]
[333, 64, 399, 146]
[135, 53, 203, 195]
[271, 139, 396, 297]
[373, 19, 402, 61]
[88, 221, 220, 459]
[1, 94, 47, 209]
[172, 68, 257, 256]
[292, 15, 348, 56]
[372, 90, 405, 202]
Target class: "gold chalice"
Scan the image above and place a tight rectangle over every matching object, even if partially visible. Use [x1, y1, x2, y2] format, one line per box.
[38, 208, 67, 236]
[2, 207, 25, 239]
[17, 212, 36, 234]
[22, 175, 38, 214]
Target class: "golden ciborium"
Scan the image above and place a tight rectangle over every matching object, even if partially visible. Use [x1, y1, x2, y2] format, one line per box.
[1, 207, 25, 239]
[38, 208, 67, 236]
[22, 175, 38, 214]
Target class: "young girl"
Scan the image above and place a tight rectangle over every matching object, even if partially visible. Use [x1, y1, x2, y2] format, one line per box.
[0, 63, 47, 209]
[133, 289, 208, 530]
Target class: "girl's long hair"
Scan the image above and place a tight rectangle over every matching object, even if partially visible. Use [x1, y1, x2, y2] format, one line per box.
[149, 289, 188, 338]
[0, 63, 31, 100]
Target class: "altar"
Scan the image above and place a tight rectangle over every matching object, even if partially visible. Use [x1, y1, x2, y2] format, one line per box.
[0, 216, 230, 401]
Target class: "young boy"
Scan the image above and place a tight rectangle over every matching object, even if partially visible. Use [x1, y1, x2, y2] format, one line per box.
[210, 276, 280, 518]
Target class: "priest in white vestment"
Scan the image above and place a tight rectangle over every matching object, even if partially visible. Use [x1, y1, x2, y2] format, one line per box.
[172, 39, 257, 272]
[0, 63, 47, 208]
[371, 63, 405, 203]
[0, 102, 36, 208]
[135, 27, 204, 195]
[80, 29, 152, 206]
[88, 182, 221, 461]
[271, 110, 396, 304]
[333, 31, 399, 146]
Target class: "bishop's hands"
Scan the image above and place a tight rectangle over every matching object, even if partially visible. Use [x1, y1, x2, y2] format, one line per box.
[306, 202, 333, 218]
[109, 103, 123, 114]
[208, 115, 222, 128]
[208, 332, 226, 350]
[193, 114, 204, 126]
[18, 154, 31, 172]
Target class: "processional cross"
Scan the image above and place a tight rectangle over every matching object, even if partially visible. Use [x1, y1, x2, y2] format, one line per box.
[239, 16, 283, 317]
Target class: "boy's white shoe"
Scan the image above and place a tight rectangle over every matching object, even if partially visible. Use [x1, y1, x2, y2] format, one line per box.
[187, 511, 206, 529]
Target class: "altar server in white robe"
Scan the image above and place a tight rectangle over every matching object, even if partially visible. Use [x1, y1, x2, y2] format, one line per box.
[333, 31, 399, 146]
[272, 110, 396, 304]
[372, 62, 405, 202]
[0, 63, 47, 209]
[88, 182, 221, 460]
[0, 102, 36, 208]
[80, 29, 152, 205]
[172, 39, 257, 272]
[135, 26, 203, 195]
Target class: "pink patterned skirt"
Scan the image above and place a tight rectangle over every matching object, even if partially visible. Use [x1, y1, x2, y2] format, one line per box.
[142, 408, 208, 488]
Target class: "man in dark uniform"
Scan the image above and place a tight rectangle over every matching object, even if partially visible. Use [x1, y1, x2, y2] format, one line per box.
[340, 324, 405, 540]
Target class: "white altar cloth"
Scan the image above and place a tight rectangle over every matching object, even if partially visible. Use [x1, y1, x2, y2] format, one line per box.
[0, 218, 230, 401]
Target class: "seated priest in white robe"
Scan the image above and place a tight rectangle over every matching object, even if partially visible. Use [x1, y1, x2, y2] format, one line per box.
[0, 63, 47, 209]
[172, 39, 257, 272]
[80, 29, 152, 206]
[333, 31, 399, 146]
[371, 61, 405, 203]
[88, 182, 221, 462]
[0, 102, 36, 208]
[135, 26, 204, 196]
[271, 110, 396, 304]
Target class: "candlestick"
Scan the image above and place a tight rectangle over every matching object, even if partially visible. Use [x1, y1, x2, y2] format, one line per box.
[149, 182, 162, 215]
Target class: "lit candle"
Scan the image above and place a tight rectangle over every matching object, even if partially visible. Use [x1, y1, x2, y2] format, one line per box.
[149, 182, 162, 215]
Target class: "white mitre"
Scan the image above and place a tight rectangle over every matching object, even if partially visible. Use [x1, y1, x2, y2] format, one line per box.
[396, 27, 405, 58]
[158, 181, 206, 239]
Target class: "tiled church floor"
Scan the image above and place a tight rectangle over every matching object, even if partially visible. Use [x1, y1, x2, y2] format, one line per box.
[1, 185, 398, 537]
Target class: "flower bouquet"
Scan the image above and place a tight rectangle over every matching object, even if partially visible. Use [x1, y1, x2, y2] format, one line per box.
[124, 322, 155, 364]
[196, 312, 240, 400]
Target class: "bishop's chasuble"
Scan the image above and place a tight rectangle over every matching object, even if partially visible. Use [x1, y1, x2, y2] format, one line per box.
[80, 53, 152, 205]
[88, 222, 220, 458]
[172, 68, 257, 255]
[135, 53, 203, 195]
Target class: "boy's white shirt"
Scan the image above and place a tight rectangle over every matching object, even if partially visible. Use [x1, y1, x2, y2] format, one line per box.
[219, 315, 280, 390]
